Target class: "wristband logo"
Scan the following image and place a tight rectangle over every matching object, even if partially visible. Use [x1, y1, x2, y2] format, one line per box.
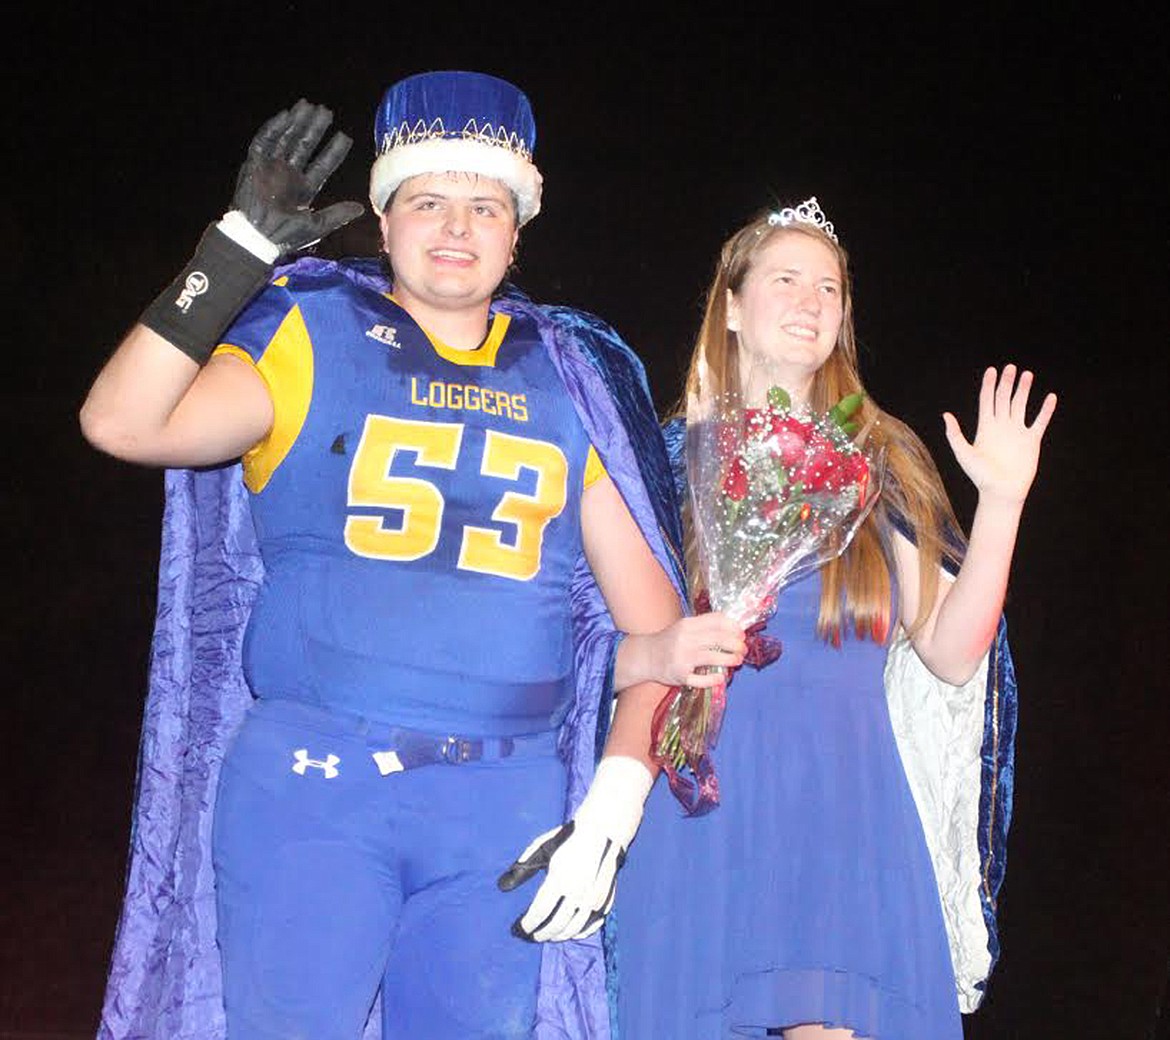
[175, 271, 210, 313]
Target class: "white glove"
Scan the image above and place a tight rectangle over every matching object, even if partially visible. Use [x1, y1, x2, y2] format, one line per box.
[498, 755, 653, 942]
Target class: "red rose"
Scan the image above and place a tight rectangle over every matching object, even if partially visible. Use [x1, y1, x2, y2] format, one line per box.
[808, 430, 837, 455]
[769, 415, 813, 467]
[771, 414, 813, 439]
[845, 453, 869, 483]
[793, 433, 844, 491]
[722, 455, 748, 501]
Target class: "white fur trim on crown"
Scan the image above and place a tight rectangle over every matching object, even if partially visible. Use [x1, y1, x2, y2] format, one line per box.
[369, 138, 543, 224]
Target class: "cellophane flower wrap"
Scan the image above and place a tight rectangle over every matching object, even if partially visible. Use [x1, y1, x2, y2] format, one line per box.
[651, 383, 884, 815]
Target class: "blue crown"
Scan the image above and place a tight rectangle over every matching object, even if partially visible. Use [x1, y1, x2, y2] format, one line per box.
[369, 71, 542, 223]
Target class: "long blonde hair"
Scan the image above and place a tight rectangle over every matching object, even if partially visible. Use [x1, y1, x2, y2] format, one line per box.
[677, 212, 963, 643]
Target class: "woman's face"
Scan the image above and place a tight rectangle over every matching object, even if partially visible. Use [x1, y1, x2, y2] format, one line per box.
[727, 230, 844, 399]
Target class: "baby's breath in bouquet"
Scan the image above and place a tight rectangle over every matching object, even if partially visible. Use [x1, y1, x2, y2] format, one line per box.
[651, 384, 884, 814]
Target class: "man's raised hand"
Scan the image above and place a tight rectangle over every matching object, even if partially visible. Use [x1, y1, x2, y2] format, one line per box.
[232, 99, 364, 256]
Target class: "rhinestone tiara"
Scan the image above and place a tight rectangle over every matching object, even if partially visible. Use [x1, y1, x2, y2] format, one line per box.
[767, 196, 838, 243]
[378, 117, 533, 161]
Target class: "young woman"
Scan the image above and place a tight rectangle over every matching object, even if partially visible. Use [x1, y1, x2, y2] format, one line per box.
[613, 200, 1056, 1039]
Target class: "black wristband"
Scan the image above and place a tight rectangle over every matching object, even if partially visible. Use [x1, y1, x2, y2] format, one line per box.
[140, 222, 274, 364]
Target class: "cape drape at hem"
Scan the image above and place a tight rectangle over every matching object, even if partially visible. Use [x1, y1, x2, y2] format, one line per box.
[658, 418, 1017, 1013]
[97, 259, 685, 1040]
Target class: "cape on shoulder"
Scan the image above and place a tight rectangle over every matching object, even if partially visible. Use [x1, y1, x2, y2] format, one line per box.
[97, 260, 685, 1040]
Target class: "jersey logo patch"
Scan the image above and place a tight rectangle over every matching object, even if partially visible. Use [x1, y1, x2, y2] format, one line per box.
[291, 749, 341, 778]
[372, 750, 405, 775]
[366, 324, 401, 349]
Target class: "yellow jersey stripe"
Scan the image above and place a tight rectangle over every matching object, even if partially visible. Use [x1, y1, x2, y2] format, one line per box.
[213, 304, 314, 493]
[583, 445, 606, 489]
[384, 295, 512, 367]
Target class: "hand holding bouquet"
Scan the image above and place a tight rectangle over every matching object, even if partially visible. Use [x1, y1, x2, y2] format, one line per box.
[651, 384, 884, 814]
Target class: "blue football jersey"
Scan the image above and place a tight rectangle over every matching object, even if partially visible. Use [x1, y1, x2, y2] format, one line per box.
[215, 266, 600, 735]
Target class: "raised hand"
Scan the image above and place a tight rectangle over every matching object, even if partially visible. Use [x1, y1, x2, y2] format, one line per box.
[943, 365, 1057, 505]
[232, 99, 365, 256]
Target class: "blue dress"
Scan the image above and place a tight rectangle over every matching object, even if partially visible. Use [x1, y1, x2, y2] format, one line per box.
[615, 568, 963, 1039]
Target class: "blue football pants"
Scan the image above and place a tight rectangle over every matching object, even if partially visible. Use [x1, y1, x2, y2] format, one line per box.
[212, 699, 565, 1040]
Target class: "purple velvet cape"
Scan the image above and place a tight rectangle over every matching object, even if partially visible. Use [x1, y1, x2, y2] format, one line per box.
[97, 260, 686, 1040]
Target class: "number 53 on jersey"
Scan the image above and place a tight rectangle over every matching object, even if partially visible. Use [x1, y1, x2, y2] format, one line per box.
[343, 415, 569, 582]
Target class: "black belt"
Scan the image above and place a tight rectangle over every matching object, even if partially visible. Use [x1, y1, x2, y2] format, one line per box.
[252, 698, 558, 775]
[370, 730, 556, 774]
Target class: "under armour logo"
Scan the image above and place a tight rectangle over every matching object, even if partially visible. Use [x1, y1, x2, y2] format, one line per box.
[175, 271, 209, 313]
[365, 324, 400, 348]
[291, 748, 340, 779]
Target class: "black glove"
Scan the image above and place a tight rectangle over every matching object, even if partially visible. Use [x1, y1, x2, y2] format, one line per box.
[140, 100, 364, 363]
[231, 98, 365, 257]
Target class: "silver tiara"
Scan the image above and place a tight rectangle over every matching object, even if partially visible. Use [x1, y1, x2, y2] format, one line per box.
[767, 196, 837, 243]
[379, 117, 533, 161]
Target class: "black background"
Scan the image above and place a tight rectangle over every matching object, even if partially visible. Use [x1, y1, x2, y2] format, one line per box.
[3, 4, 1168, 1038]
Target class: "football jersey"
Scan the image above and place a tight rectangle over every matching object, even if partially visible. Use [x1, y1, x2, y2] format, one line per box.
[215, 267, 602, 736]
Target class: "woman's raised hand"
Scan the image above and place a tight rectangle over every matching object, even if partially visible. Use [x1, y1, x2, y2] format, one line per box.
[943, 365, 1057, 505]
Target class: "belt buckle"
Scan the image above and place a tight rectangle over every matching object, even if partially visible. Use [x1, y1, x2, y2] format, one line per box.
[440, 736, 475, 764]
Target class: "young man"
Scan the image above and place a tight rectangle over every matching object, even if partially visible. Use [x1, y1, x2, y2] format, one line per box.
[84, 72, 684, 1040]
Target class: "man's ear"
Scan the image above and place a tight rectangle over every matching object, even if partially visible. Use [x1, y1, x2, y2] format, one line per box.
[378, 208, 393, 252]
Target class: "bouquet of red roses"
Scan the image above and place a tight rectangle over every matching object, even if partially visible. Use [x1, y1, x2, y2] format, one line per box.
[651, 384, 883, 814]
